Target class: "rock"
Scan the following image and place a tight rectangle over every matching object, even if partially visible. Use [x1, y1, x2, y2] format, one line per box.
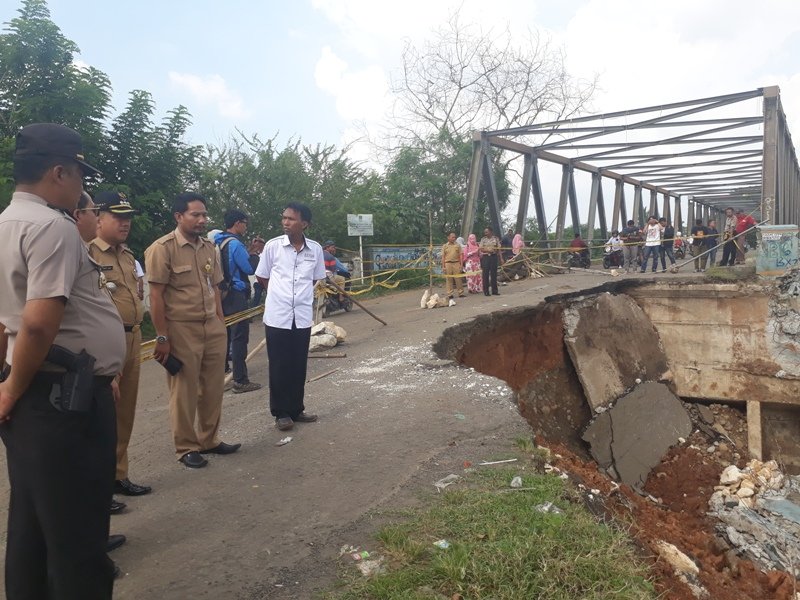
[333, 325, 347, 342]
[655, 540, 700, 576]
[420, 289, 430, 309]
[697, 404, 715, 425]
[311, 321, 336, 336]
[582, 382, 692, 490]
[308, 333, 337, 352]
[736, 487, 755, 498]
[426, 293, 440, 309]
[720, 465, 743, 486]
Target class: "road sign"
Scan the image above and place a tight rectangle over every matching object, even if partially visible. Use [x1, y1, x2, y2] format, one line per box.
[347, 214, 374, 237]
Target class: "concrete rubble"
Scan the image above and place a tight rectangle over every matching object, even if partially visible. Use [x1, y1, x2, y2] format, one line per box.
[655, 540, 708, 598]
[582, 382, 692, 490]
[309, 321, 346, 352]
[709, 458, 800, 577]
[563, 292, 670, 410]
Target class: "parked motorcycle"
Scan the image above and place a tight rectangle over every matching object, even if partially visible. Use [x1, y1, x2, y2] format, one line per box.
[567, 250, 591, 269]
[315, 277, 353, 319]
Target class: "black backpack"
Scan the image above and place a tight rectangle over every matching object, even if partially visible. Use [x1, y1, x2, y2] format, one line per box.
[217, 236, 235, 299]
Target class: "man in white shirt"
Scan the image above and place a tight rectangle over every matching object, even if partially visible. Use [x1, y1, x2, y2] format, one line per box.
[255, 202, 326, 431]
[640, 216, 663, 274]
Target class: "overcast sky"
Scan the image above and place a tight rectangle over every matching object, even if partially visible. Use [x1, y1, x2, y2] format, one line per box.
[13, 0, 800, 231]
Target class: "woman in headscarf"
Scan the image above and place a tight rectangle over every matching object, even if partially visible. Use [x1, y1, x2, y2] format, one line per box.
[462, 233, 483, 293]
[512, 233, 524, 256]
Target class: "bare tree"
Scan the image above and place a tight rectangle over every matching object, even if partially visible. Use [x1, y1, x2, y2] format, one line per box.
[383, 10, 596, 153]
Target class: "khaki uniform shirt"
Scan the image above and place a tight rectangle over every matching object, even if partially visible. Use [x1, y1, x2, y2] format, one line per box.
[479, 235, 500, 255]
[0, 192, 126, 376]
[88, 238, 144, 326]
[144, 228, 223, 322]
[442, 242, 462, 263]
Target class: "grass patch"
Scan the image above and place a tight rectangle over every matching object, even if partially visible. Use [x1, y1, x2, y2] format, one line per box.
[325, 467, 655, 600]
[704, 264, 756, 282]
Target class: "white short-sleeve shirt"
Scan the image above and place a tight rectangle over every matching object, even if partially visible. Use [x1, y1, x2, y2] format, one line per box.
[256, 235, 326, 329]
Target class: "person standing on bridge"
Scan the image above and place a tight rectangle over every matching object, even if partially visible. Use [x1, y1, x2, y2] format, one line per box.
[256, 202, 326, 431]
[479, 227, 501, 296]
[441, 232, 465, 299]
[620, 220, 641, 273]
[145, 193, 241, 469]
[88, 191, 153, 498]
[0, 123, 126, 598]
[640, 216, 662, 273]
[720, 207, 738, 267]
[462, 234, 483, 294]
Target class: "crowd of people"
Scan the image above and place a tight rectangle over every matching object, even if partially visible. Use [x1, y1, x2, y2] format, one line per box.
[0, 123, 329, 598]
[603, 208, 756, 274]
[441, 226, 527, 298]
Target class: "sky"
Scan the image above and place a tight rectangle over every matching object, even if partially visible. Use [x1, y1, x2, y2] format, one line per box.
[9, 0, 800, 230]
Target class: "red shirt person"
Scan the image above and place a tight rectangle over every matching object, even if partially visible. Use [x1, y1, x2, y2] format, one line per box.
[734, 210, 756, 263]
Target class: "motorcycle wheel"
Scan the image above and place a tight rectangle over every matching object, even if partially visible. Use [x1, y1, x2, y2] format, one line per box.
[603, 256, 611, 269]
[344, 301, 353, 312]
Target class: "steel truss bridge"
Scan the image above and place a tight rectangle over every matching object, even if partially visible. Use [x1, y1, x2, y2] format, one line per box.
[461, 87, 800, 246]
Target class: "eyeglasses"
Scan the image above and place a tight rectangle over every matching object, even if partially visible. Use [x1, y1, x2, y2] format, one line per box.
[76, 207, 100, 215]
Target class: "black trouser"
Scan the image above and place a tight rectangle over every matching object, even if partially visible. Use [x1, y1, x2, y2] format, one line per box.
[660, 246, 675, 269]
[480, 254, 498, 294]
[1, 374, 116, 600]
[265, 323, 311, 419]
[721, 239, 737, 266]
[223, 289, 250, 384]
[250, 281, 264, 308]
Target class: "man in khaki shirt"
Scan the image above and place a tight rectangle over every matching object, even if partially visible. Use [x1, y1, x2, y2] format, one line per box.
[441, 231, 465, 299]
[145, 192, 241, 469]
[89, 191, 151, 496]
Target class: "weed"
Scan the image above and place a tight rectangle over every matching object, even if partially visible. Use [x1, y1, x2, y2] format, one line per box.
[325, 468, 655, 600]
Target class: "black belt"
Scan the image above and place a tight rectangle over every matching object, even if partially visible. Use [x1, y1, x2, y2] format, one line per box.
[123, 324, 140, 332]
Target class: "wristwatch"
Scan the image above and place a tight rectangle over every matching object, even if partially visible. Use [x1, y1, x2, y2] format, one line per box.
[156, 335, 169, 344]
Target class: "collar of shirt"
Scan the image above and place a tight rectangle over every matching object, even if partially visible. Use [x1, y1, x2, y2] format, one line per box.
[174, 227, 205, 248]
[12, 191, 49, 206]
[280, 234, 310, 250]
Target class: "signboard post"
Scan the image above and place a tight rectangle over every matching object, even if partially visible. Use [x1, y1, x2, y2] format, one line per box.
[347, 214, 374, 269]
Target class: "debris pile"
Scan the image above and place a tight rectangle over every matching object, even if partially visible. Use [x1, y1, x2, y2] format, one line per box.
[709, 459, 800, 577]
[309, 321, 346, 352]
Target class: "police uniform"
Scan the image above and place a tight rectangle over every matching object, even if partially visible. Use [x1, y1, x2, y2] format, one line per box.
[0, 125, 125, 599]
[88, 195, 145, 487]
[144, 228, 227, 458]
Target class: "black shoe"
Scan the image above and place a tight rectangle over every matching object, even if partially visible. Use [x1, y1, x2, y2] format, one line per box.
[107, 534, 126, 553]
[276, 417, 294, 431]
[110, 499, 127, 515]
[200, 441, 241, 455]
[294, 412, 318, 423]
[492, 291, 499, 295]
[113, 563, 122, 580]
[484, 292, 490, 296]
[179, 451, 208, 469]
[114, 478, 152, 496]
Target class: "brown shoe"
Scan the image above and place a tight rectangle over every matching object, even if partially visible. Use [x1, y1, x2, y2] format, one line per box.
[276, 417, 294, 431]
[294, 412, 318, 423]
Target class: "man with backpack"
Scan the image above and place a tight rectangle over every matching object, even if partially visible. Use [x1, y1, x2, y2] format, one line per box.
[215, 209, 262, 394]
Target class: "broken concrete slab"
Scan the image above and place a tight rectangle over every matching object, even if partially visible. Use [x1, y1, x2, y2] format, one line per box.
[563, 293, 670, 410]
[582, 382, 692, 490]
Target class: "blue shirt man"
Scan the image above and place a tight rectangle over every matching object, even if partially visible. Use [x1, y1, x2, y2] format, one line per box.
[214, 209, 262, 393]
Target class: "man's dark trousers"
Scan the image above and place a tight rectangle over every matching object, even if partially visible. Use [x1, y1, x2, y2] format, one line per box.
[721, 239, 737, 266]
[265, 323, 311, 419]
[223, 289, 250, 383]
[480, 254, 499, 294]
[1, 376, 116, 599]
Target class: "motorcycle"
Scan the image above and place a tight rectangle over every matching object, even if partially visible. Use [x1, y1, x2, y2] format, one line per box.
[567, 249, 591, 269]
[602, 246, 624, 269]
[315, 276, 353, 319]
[674, 241, 686, 260]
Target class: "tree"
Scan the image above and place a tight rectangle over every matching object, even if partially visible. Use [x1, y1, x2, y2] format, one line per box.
[387, 10, 596, 151]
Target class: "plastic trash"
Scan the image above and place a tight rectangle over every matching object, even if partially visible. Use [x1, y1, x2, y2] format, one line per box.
[433, 539, 451, 549]
[434, 474, 460, 491]
[534, 502, 565, 515]
[510, 476, 523, 488]
[275, 436, 292, 446]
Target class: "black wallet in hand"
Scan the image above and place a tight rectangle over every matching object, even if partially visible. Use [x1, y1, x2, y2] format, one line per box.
[160, 353, 183, 376]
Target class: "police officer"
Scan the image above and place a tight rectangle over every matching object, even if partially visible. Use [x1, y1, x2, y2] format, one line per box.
[88, 191, 152, 496]
[145, 192, 241, 468]
[0, 123, 126, 598]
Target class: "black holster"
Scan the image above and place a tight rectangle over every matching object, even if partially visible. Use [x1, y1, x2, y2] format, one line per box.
[45, 345, 97, 412]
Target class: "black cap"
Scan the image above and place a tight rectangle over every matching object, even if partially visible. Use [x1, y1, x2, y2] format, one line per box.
[94, 191, 139, 215]
[323, 239, 335, 247]
[15, 123, 101, 177]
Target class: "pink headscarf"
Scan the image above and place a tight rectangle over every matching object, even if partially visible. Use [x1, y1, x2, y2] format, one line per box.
[512, 234, 524, 255]
[463, 233, 479, 260]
